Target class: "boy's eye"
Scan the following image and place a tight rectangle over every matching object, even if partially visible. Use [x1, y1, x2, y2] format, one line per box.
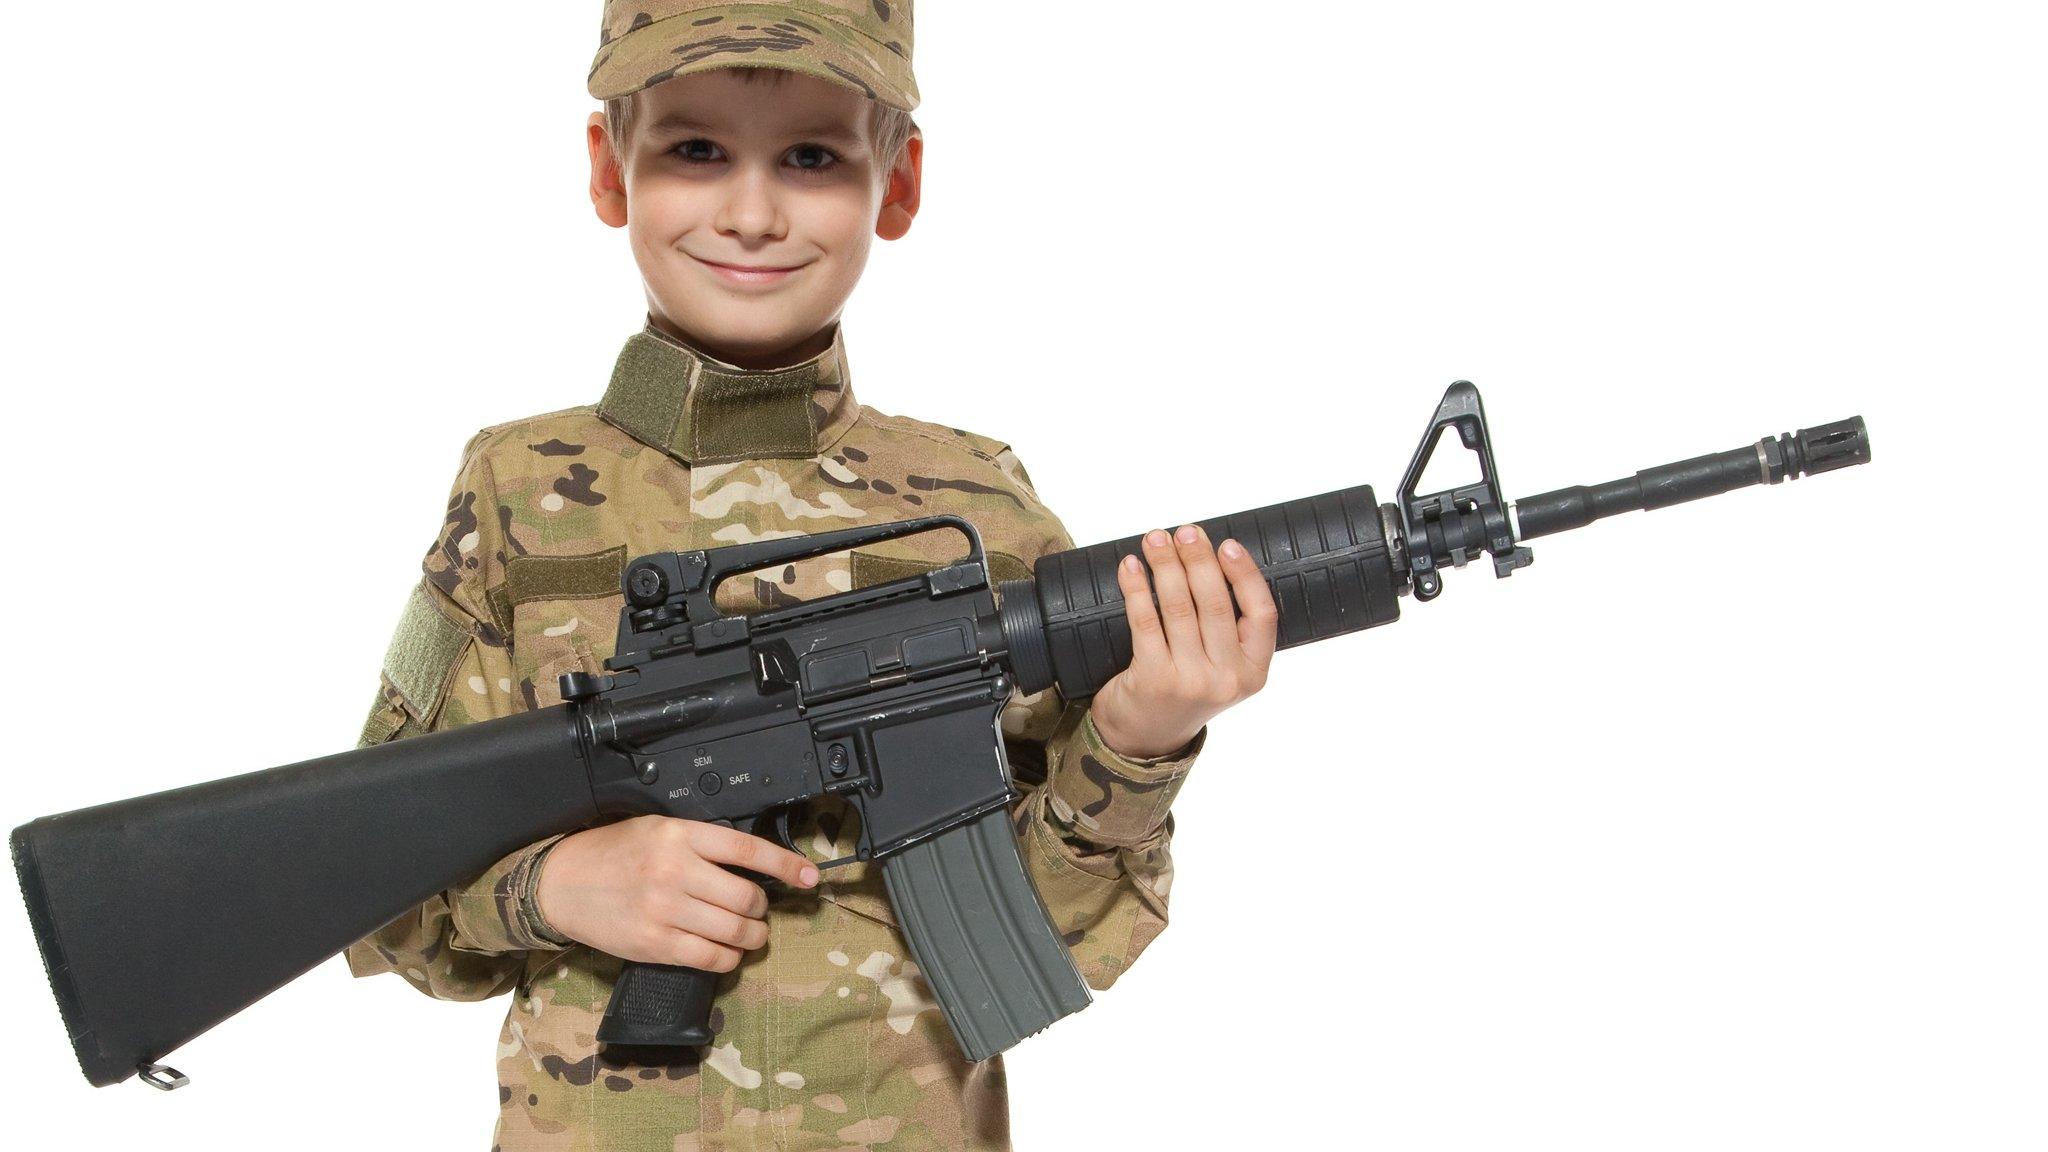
[672, 138, 725, 163]
[785, 144, 839, 172]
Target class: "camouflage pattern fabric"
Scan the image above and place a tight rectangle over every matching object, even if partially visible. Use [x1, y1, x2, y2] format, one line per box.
[590, 1, 919, 110]
[346, 324, 1202, 1151]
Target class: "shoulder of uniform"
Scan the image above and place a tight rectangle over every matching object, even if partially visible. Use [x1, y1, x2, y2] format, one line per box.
[849, 406, 1051, 501]
[841, 407, 1069, 559]
[853, 406, 1013, 464]
[447, 406, 663, 493]
[422, 405, 636, 642]
[459, 404, 612, 463]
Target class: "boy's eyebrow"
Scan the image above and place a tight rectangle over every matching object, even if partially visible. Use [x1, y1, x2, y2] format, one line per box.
[782, 122, 865, 146]
[645, 111, 865, 148]
[646, 112, 720, 136]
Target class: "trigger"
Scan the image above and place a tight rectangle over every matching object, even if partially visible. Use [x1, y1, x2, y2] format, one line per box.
[760, 802, 854, 874]
[748, 805, 803, 857]
[771, 806, 799, 855]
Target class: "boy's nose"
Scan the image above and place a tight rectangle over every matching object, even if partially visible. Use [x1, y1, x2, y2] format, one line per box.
[715, 167, 788, 244]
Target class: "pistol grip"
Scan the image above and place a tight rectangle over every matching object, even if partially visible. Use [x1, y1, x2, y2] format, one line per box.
[597, 960, 718, 1054]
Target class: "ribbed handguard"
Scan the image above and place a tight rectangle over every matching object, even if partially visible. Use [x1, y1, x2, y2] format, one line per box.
[1021, 485, 1405, 699]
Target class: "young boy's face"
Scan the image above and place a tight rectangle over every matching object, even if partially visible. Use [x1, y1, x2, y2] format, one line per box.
[587, 69, 920, 369]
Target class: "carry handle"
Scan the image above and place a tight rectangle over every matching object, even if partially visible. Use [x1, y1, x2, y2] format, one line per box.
[652, 514, 984, 628]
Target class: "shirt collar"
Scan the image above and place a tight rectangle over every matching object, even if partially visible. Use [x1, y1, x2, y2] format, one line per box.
[596, 321, 861, 465]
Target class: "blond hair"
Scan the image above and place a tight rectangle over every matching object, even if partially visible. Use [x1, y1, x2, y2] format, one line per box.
[603, 69, 918, 178]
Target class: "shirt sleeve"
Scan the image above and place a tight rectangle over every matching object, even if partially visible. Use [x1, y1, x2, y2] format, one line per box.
[992, 446, 1205, 992]
[343, 435, 571, 1001]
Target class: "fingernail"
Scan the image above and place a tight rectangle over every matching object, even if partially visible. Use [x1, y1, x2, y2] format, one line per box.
[1176, 525, 1198, 544]
[1221, 540, 1243, 559]
[800, 865, 819, 887]
[1123, 554, 1141, 573]
[1146, 529, 1168, 548]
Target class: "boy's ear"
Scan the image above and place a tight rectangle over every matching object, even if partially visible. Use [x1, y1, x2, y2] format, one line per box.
[587, 112, 628, 229]
[875, 131, 923, 242]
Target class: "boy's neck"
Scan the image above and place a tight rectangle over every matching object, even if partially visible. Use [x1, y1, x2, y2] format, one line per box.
[647, 314, 839, 372]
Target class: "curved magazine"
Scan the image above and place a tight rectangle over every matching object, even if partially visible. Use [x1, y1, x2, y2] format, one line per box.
[880, 808, 1092, 1062]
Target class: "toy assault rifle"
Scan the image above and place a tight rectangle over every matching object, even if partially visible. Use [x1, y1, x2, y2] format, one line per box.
[12, 383, 1870, 1090]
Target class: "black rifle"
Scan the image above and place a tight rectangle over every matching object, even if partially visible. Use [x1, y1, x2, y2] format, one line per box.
[12, 383, 1871, 1090]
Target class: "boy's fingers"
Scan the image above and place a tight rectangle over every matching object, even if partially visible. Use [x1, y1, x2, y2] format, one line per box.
[1116, 551, 1169, 667]
[671, 898, 770, 951]
[1141, 528, 1201, 661]
[660, 932, 744, 974]
[692, 862, 773, 919]
[1173, 524, 1241, 664]
[1221, 538, 1280, 672]
[688, 822, 819, 888]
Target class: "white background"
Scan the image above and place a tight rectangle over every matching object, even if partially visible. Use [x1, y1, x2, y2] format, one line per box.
[2, 2, 2042, 1148]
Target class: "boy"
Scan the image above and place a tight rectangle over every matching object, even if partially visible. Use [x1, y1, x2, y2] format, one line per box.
[345, 3, 1278, 1149]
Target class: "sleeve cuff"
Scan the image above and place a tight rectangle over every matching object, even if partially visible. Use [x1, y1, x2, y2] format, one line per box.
[448, 834, 574, 954]
[1043, 711, 1203, 850]
[517, 837, 575, 948]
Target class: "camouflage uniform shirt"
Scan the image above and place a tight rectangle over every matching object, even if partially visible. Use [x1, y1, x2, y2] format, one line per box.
[346, 324, 1203, 1151]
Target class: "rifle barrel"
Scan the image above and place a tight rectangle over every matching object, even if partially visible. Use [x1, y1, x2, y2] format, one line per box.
[1511, 416, 1870, 541]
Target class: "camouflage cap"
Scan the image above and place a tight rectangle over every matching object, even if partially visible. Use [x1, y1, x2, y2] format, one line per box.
[590, 1, 918, 111]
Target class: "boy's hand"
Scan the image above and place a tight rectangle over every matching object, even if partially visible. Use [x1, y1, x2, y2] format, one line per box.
[1089, 524, 1279, 761]
[536, 816, 819, 972]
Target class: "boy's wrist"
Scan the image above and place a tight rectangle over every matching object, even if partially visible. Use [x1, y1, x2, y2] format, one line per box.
[1090, 711, 1202, 764]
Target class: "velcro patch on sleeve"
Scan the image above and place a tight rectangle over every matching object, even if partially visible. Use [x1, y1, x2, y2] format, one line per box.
[381, 580, 475, 724]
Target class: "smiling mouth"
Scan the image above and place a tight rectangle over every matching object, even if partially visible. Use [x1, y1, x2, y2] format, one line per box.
[690, 255, 810, 284]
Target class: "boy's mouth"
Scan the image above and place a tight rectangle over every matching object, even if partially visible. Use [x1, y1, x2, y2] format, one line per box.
[690, 255, 810, 287]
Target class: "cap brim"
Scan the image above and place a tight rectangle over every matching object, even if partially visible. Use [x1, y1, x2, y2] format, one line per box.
[588, 4, 917, 111]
